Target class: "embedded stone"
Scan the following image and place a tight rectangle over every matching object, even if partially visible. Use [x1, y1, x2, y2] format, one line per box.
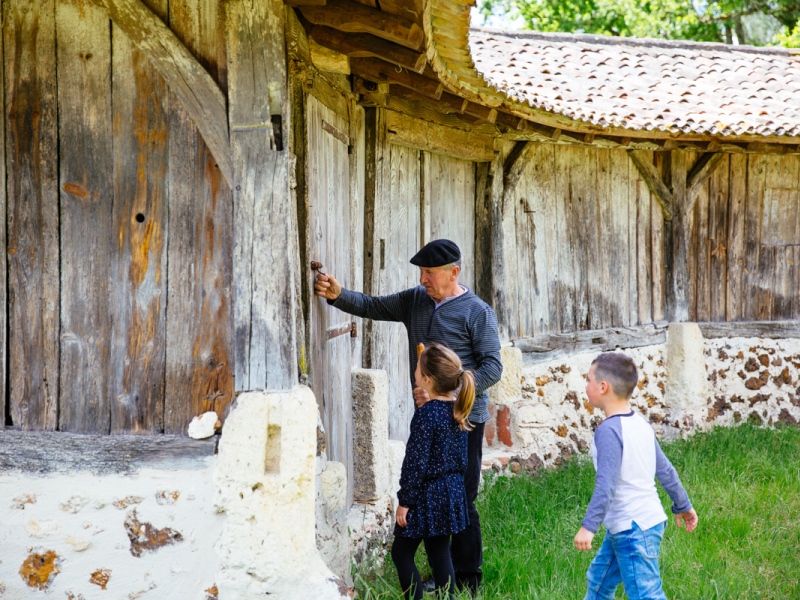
[19, 549, 61, 591]
[124, 509, 183, 557]
[90, 568, 111, 590]
[188, 411, 220, 439]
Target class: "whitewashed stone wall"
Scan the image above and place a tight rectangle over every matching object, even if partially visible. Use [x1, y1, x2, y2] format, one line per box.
[483, 332, 800, 475]
[0, 455, 221, 599]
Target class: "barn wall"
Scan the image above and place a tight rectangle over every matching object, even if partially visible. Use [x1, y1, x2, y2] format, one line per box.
[508, 145, 800, 339]
[3, 0, 234, 433]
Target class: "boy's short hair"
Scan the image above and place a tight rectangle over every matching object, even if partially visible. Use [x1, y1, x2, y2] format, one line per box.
[591, 352, 638, 399]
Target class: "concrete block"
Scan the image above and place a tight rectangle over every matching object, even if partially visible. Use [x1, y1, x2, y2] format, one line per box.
[665, 323, 708, 411]
[214, 386, 348, 600]
[316, 460, 349, 581]
[352, 369, 390, 502]
[488, 347, 523, 406]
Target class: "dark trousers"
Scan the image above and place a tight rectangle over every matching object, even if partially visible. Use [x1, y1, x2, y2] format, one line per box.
[451, 421, 485, 594]
[391, 534, 455, 600]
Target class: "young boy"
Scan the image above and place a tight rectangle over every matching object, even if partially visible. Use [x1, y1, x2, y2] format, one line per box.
[574, 352, 698, 600]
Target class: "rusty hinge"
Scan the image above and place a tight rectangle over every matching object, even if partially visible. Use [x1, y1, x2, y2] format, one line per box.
[327, 321, 358, 340]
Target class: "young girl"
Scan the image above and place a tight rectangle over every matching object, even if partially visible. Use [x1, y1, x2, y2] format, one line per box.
[391, 342, 475, 600]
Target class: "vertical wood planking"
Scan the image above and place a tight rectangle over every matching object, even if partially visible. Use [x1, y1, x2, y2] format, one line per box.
[617, 150, 637, 326]
[473, 161, 491, 305]
[0, 0, 5, 429]
[540, 145, 560, 332]
[709, 155, 730, 321]
[767, 156, 799, 318]
[378, 143, 420, 442]
[571, 147, 592, 330]
[349, 102, 366, 368]
[524, 143, 554, 336]
[727, 153, 747, 321]
[666, 150, 690, 322]
[693, 169, 711, 321]
[744, 154, 769, 319]
[593, 149, 612, 328]
[109, 0, 168, 433]
[554, 147, 576, 331]
[650, 152, 665, 321]
[5, 0, 60, 431]
[423, 152, 475, 290]
[635, 178, 653, 324]
[165, 0, 233, 433]
[56, 0, 113, 433]
[229, 0, 296, 392]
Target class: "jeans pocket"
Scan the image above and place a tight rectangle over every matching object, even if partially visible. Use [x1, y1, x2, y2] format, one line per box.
[639, 522, 664, 559]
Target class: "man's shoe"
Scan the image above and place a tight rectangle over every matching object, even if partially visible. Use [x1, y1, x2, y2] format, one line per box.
[420, 579, 436, 593]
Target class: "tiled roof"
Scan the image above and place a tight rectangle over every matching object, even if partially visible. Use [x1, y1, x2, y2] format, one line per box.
[469, 28, 800, 137]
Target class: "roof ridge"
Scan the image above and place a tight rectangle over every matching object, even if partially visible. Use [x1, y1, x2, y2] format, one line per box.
[470, 26, 800, 57]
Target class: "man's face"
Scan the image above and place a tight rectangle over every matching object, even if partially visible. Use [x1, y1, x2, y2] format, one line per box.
[419, 265, 458, 301]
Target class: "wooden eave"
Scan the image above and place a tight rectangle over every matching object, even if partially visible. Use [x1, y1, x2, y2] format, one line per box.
[287, 0, 800, 154]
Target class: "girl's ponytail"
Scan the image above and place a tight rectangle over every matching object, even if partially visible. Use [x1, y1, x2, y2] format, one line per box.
[454, 370, 475, 431]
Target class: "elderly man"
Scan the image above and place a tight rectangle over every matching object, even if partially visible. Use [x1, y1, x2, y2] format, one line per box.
[314, 238, 503, 594]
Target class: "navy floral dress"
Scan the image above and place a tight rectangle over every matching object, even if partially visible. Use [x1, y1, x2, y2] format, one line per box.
[395, 400, 470, 539]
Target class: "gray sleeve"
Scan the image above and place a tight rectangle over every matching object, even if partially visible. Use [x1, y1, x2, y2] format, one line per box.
[655, 439, 693, 514]
[330, 287, 412, 322]
[469, 306, 503, 397]
[581, 420, 623, 533]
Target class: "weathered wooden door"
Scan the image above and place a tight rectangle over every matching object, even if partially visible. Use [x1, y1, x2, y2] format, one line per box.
[307, 95, 353, 502]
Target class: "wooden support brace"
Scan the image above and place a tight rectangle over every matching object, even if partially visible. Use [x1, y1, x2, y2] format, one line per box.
[90, 0, 232, 186]
[503, 141, 536, 191]
[350, 57, 442, 99]
[309, 25, 426, 73]
[299, 0, 424, 50]
[627, 149, 674, 221]
[686, 152, 724, 210]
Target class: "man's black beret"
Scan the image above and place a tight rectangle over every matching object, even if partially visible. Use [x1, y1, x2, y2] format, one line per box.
[409, 239, 461, 267]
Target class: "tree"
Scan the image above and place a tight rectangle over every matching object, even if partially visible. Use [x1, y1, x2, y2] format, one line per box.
[477, 0, 800, 46]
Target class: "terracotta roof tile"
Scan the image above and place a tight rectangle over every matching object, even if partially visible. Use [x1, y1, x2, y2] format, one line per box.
[469, 28, 800, 137]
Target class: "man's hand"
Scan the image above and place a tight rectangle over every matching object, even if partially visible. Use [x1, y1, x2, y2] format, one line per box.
[574, 527, 595, 551]
[675, 508, 698, 533]
[396, 506, 409, 528]
[413, 386, 430, 408]
[314, 273, 342, 301]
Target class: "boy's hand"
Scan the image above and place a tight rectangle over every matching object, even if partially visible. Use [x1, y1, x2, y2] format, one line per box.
[574, 527, 595, 551]
[675, 508, 698, 533]
[413, 386, 430, 408]
[314, 273, 342, 300]
[396, 506, 409, 528]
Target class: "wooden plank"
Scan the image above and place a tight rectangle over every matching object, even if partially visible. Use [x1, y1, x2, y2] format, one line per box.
[0, 1, 5, 430]
[693, 158, 711, 322]
[620, 150, 638, 326]
[165, 0, 233, 434]
[555, 147, 576, 331]
[0, 431, 216, 476]
[422, 152, 475, 290]
[666, 150, 690, 322]
[766, 156, 799, 319]
[727, 153, 747, 321]
[709, 154, 729, 321]
[384, 109, 494, 162]
[377, 143, 420, 442]
[570, 147, 591, 330]
[299, 0, 424, 50]
[490, 147, 515, 341]
[651, 152, 666, 321]
[56, 0, 113, 433]
[351, 57, 442, 99]
[635, 178, 653, 325]
[109, 0, 169, 433]
[514, 322, 668, 365]
[349, 102, 366, 368]
[474, 161, 491, 303]
[309, 25, 426, 73]
[697, 320, 800, 339]
[5, 0, 60, 431]
[540, 145, 560, 333]
[627, 149, 674, 221]
[229, 0, 296, 392]
[744, 154, 769, 319]
[89, 0, 232, 186]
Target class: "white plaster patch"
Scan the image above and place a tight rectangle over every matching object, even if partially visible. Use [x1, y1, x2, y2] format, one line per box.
[10, 494, 36, 510]
[60, 495, 89, 514]
[24, 519, 61, 538]
[65, 536, 91, 552]
[188, 412, 220, 440]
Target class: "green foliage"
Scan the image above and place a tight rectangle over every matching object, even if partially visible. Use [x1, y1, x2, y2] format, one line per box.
[775, 19, 800, 44]
[354, 425, 800, 599]
[477, 0, 800, 47]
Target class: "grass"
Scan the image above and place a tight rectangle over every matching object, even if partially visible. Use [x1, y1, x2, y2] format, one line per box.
[353, 424, 800, 599]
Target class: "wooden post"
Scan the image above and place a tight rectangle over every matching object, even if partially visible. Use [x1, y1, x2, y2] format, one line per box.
[666, 150, 690, 322]
[0, 1, 6, 430]
[490, 148, 516, 342]
[229, 0, 298, 392]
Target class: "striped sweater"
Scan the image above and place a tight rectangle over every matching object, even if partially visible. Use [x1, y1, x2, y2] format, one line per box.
[331, 286, 503, 423]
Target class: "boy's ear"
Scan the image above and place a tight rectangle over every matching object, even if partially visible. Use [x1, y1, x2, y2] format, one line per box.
[598, 380, 609, 394]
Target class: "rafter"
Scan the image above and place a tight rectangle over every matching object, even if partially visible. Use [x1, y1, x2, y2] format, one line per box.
[350, 57, 443, 99]
[308, 25, 426, 73]
[90, 0, 232, 186]
[298, 0, 424, 50]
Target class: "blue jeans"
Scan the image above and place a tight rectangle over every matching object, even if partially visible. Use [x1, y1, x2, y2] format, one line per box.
[584, 521, 668, 600]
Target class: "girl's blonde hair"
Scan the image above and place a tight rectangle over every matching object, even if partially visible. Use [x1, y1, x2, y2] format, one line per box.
[418, 342, 475, 431]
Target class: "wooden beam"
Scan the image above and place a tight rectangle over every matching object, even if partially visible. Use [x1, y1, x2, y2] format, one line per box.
[299, 0, 423, 50]
[463, 101, 497, 124]
[384, 110, 494, 162]
[697, 320, 800, 339]
[285, 0, 327, 5]
[686, 152, 724, 209]
[392, 86, 466, 114]
[666, 150, 690, 322]
[89, 0, 232, 186]
[503, 141, 535, 191]
[350, 57, 443, 99]
[309, 25, 426, 73]
[309, 37, 350, 73]
[627, 150, 674, 221]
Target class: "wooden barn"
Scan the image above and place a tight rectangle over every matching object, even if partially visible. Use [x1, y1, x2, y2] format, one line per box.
[1, 0, 800, 595]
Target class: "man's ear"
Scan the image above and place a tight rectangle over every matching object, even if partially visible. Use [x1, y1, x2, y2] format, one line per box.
[451, 265, 461, 280]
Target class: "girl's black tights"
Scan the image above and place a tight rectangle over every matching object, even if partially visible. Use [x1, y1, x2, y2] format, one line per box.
[391, 534, 455, 600]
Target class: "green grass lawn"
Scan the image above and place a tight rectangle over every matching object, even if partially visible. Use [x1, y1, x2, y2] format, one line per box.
[353, 424, 800, 599]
